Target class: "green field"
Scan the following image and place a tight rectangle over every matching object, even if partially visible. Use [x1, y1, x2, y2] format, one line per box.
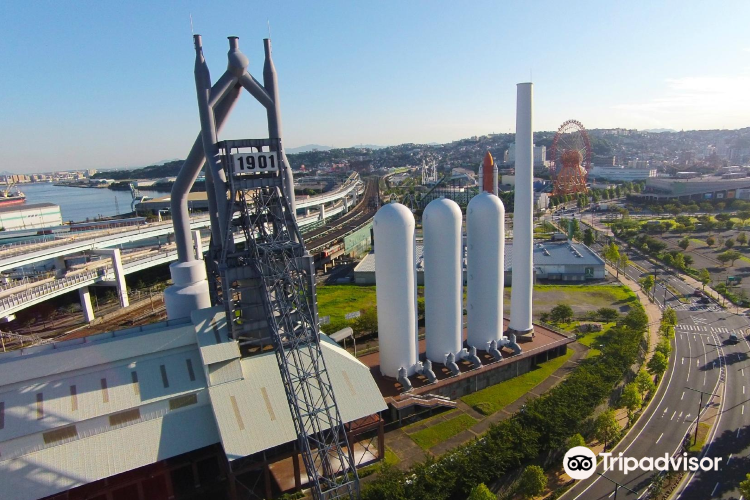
[316, 285, 377, 327]
[407, 413, 478, 450]
[577, 322, 615, 357]
[461, 348, 574, 416]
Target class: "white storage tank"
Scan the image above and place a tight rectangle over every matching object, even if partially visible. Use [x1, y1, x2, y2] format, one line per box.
[423, 198, 463, 364]
[467, 192, 505, 349]
[373, 203, 418, 377]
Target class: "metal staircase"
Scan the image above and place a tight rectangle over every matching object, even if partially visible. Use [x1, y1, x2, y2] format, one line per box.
[216, 139, 359, 499]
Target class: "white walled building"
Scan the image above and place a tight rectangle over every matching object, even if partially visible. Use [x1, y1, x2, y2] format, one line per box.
[589, 166, 657, 182]
[505, 143, 547, 168]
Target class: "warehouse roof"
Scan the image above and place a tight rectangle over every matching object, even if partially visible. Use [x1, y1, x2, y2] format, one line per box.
[0, 309, 386, 500]
[0, 202, 59, 214]
[354, 240, 604, 273]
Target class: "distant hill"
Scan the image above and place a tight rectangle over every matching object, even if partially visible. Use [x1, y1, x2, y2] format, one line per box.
[286, 144, 333, 154]
[644, 128, 677, 133]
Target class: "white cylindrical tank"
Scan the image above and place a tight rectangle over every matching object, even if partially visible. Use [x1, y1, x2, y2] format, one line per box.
[374, 203, 418, 377]
[467, 192, 505, 349]
[509, 82, 535, 335]
[423, 198, 463, 364]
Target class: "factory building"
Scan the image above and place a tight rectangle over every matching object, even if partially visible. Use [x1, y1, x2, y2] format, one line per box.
[0, 309, 385, 500]
[638, 176, 750, 201]
[589, 166, 657, 182]
[353, 240, 604, 284]
[0, 203, 62, 231]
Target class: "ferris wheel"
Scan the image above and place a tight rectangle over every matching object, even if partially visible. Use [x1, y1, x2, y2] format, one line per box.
[550, 120, 591, 196]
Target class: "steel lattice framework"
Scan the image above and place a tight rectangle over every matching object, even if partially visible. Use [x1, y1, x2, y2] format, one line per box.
[217, 139, 359, 500]
[550, 119, 591, 196]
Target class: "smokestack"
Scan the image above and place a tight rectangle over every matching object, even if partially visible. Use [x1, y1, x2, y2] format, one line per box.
[482, 152, 494, 193]
[263, 39, 297, 215]
[508, 83, 534, 336]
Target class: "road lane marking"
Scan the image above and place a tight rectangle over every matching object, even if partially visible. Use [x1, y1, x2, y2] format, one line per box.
[712, 483, 720, 496]
[697, 359, 699, 367]
[745, 386, 747, 395]
[681, 392, 685, 400]
[728, 454, 733, 464]
[682, 357, 684, 365]
[656, 432, 663, 443]
[671, 410, 676, 420]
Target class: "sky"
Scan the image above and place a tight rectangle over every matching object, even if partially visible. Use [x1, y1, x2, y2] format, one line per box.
[1, 1, 750, 172]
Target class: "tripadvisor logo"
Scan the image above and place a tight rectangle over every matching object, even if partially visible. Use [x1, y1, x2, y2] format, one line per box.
[563, 446, 723, 480]
[564, 446, 597, 480]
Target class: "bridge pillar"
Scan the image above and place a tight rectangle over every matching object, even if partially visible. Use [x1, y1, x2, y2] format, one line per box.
[54, 256, 67, 278]
[319, 204, 326, 222]
[192, 230, 203, 259]
[91, 248, 129, 308]
[79, 286, 95, 323]
[343, 196, 349, 213]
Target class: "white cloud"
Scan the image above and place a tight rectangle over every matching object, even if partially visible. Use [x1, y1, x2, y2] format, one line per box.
[612, 74, 750, 129]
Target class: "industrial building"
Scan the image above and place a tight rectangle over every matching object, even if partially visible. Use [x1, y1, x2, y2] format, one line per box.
[353, 240, 605, 284]
[0, 203, 62, 231]
[589, 166, 657, 182]
[0, 309, 385, 500]
[638, 176, 750, 201]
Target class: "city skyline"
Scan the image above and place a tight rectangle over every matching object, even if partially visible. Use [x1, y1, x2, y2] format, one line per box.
[1, 1, 749, 172]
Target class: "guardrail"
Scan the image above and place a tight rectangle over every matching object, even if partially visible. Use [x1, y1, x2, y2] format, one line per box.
[0, 269, 100, 315]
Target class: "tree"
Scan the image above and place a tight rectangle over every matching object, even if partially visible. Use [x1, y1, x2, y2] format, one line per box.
[663, 254, 674, 267]
[648, 351, 668, 375]
[640, 275, 655, 299]
[583, 228, 595, 246]
[567, 433, 586, 449]
[739, 232, 748, 246]
[739, 210, 750, 228]
[718, 250, 742, 266]
[620, 382, 643, 419]
[673, 253, 686, 270]
[740, 473, 750, 500]
[726, 238, 735, 249]
[636, 369, 656, 396]
[706, 236, 715, 247]
[468, 483, 495, 500]
[603, 242, 621, 276]
[618, 253, 630, 276]
[678, 238, 690, 251]
[517, 465, 547, 499]
[595, 409, 620, 450]
[656, 337, 672, 357]
[597, 307, 620, 323]
[699, 268, 711, 290]
[663, 307, 677, 326]
[352, 307, 378, 337]
[550, 304, 574, 324]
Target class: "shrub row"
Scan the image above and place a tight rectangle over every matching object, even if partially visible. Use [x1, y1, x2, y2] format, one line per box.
[362, 304, 649, 500]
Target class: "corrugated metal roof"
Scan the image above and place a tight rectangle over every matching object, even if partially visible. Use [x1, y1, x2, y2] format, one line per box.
[0, 322, 196, 387]
[355, 241, 604, 273]
[0, 404, 220, 500]
[208, 337, 386, 461]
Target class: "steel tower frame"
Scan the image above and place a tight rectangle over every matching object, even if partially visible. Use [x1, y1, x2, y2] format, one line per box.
[217, 139, 359, 500]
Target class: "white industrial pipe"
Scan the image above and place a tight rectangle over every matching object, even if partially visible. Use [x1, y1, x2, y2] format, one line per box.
[509, 82, 534, 335]
[423, 198, 463, 364]
[467, 192, 505, 349]
[373, 203, 418, 377]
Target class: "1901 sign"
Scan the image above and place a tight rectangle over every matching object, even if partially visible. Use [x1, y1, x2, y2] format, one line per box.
[230, 152, 280, 175]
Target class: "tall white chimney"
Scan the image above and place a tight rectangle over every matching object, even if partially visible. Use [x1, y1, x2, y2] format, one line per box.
[508, 83, 534, 335]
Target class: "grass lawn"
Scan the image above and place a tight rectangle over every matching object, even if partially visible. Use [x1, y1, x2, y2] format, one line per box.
[687, 422, 711, 453]
[408, 413, 478, 450]
[689, 238, 707, 248]
[577, 322, 615, 357]
[316, 285, 377, 326]
[358, 447, 400, 477]
[461, 348, 574, 416]
[525, 285, 638, 319]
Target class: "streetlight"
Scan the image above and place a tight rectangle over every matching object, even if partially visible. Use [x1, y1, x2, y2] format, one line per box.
[596, 472, 639, 500]
[684, 386, 717, 445]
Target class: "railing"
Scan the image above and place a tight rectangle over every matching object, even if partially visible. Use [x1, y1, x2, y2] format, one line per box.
[0, 215, 211, 259]
[0, 269, 100, 315]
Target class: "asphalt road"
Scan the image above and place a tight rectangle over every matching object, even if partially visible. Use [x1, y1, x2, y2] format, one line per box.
[558, 212, 750, 499]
